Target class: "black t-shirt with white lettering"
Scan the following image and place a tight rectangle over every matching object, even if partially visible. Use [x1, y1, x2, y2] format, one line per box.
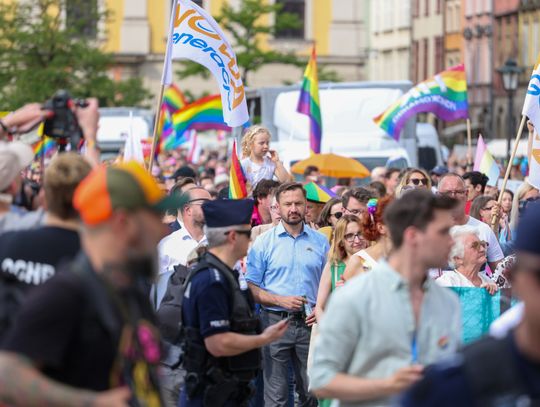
[0, 226, 80, 290]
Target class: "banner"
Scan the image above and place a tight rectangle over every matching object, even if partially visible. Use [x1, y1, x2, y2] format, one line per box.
[162, 0, 248, 128]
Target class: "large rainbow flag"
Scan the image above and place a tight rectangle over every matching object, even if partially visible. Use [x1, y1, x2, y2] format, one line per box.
[297, 46, 322, 154]
[163, 84, 187, 113]
[374, 64, 469, 140]
[474, 134, 500, 187]
[229, 139, 247, 199]
[162, 95, 231, 150]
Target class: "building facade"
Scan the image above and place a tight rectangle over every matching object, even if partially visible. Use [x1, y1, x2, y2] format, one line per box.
[369, 0, 412, 81]
[462, 0, 494, 137]
[492, 0, 520, 139]
[444, 0, 463, 68]
[99, 0, 369, 104]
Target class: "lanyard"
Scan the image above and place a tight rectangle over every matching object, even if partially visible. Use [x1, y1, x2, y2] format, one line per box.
[411, 331, 418, 364]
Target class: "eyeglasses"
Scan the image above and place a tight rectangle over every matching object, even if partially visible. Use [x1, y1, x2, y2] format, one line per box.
[330, 211, 343, 219]
[344, 232, 363, 242]
[438, 190, 467, 197]
[470, 241, 489, 251]
[409, 178, 428, 186]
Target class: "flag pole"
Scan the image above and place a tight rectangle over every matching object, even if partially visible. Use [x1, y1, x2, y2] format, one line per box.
[466, 118, 473, 171]
[148, 85, 165, 171]
[490, 115, 527, 232]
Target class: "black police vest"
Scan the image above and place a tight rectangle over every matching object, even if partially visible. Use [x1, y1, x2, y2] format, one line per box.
[181, 253, 261, 382]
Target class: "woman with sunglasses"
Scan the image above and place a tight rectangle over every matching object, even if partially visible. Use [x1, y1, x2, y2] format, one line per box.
[394, 168, 432, 198]
[342, 196, 393, 280]
[436, 225, 498, 294]
[315, 214, 366, 322]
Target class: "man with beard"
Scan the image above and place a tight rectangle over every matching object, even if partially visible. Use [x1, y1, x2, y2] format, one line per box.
[246, 182, 329, 407]
[0, 161, 185, 406]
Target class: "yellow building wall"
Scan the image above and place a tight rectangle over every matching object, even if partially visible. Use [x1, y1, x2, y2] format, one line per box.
[312, 0, 331, 55]
[519, 9, 540, 69]
[148, 0, 167, 53]
[103, 0, 123, 53]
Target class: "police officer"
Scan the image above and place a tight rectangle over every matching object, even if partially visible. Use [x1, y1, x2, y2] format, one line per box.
[397, 201, 540, 407]
[179, 199, 288, 407]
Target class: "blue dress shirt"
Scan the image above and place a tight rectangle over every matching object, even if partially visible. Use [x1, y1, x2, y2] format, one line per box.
[246, 222, 329, 311]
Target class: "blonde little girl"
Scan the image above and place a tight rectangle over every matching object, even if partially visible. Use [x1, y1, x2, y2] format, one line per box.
[240, 125, 290, 190]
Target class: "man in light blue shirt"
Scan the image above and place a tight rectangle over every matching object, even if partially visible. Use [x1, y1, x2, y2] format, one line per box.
[247, 182, 329, 407]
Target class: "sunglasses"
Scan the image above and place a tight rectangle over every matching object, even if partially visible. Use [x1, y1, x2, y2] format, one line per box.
[410, 178, 428, 186]
[188, 198, 210, 205]
[470, 241, 489, 251]
[331, 211, 343, 219]
[225, 229, 251, 237]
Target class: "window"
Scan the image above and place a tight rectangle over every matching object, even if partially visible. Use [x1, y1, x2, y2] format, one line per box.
[413, 0, 419, 18]
[533, 20, 539, 63]
[423, 38, 429, 78]
[275, 0, 305, 39]
[66, 0, 98, 38]
[435, 36, 443, 72]
[523, 21, 530, 66]
[436, 0, 441, 14]
[425, 0, 429, 16]
[412, 40, 419, 82]
[398, 0, 411, 27]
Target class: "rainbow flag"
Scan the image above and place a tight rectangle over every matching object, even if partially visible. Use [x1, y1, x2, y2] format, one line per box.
[228, 139, 247, 199]
[474, 134, 500, 187]
[163, 84, 187, 113]
[297, 46, 322, 154]
[163, 95, 231, 150]
[374, 64, 469, 140]
[33, 137, 56, 157]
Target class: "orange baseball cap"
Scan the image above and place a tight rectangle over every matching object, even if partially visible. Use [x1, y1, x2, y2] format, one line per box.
[73, 161, 188, 225]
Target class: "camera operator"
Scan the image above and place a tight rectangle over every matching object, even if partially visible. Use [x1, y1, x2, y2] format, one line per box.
[0, 97, 100, 234]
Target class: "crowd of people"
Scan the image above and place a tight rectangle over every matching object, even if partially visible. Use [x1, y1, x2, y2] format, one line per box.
[0, 101, 539, 407]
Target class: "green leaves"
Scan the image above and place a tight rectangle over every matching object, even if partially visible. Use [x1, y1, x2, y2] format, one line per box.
[0, 0, 150, 110]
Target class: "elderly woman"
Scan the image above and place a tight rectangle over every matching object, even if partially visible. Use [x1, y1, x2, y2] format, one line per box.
[437, 225, 498, 295]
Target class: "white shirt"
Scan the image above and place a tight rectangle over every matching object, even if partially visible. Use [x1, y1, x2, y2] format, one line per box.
[153, 223, 207, 308]
[240, 157, 276, 189]
[436, 269, 493, 287]
[466, 216, 504, 264]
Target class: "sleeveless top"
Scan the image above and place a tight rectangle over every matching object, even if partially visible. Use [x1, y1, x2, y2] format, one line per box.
[353, 249, 379, 273]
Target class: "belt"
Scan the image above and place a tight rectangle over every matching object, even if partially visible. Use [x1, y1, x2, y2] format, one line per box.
[262, 308, 304, 320]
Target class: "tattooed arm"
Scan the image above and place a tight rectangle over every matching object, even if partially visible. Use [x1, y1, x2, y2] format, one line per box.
[0, 352, 130, 407]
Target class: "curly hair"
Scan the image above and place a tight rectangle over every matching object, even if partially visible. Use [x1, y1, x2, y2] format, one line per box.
[361, 195, 393, 242]
[241, 125, 271, 158]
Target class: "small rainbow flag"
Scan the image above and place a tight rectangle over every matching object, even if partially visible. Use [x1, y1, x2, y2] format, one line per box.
[33, 137, 56, 157]
[163, 84, 187, 113]
[163, 95, 231, 150]
[229, 139, 247, 199]
[474, 135, 500, 187]
[374, 64, 469, 140]
[297, 46, 322, 154]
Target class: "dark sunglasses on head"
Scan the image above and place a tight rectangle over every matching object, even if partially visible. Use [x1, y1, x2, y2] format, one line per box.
[331, 211, 343, 219]
[410, 178, 428, 186]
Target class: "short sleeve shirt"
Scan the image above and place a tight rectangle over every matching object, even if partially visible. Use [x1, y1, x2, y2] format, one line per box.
[240, 157, 276, 189]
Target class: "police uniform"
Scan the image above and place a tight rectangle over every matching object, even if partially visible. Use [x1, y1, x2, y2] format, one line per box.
[179, 199, 260, 407]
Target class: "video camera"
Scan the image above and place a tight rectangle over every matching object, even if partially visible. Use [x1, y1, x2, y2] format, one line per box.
[43, 90, 88, 151]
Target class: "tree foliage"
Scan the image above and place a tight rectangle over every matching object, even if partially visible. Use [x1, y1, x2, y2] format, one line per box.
[0, 0, 151, 110]
[176, 0, 339, 87]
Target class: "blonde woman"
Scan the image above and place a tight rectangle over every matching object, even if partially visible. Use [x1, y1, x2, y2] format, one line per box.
[240, 125, 290, 190]
[394, 168, 432, 198]
[509, 181, 539, 233]
[315, 215, 366, 322]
